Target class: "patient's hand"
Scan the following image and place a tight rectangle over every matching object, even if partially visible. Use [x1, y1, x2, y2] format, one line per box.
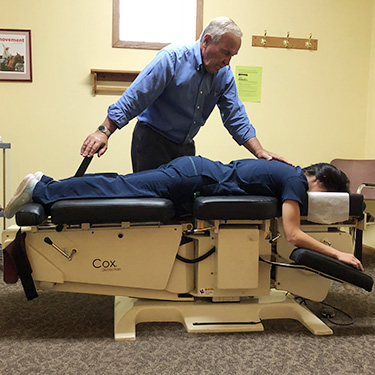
[336, 252, 364, 271]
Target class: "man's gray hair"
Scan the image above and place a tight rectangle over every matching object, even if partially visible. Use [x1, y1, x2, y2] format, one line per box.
[200, 17, 243, 43]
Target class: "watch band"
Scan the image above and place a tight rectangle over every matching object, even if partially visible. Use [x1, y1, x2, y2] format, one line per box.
[97, 125, 112, 137]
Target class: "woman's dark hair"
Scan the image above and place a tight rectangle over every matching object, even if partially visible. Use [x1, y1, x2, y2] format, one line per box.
[303, 163, 350, 193]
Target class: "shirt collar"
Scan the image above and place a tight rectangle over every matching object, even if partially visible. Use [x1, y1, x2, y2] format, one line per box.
[193, 40, 204, 71]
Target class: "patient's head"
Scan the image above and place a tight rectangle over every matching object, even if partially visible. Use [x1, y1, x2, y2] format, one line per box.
[303, 163, 350, 193]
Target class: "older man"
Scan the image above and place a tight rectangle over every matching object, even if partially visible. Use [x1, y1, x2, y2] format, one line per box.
[81, 17, 289, 171]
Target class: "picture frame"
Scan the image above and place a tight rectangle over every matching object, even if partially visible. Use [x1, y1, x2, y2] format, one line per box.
[0, 29, 32, 82]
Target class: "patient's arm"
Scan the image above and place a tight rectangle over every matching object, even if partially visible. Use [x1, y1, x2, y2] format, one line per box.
[282, 199, 364, 271]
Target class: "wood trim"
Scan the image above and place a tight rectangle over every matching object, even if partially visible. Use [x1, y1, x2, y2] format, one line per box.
[113, 40, 170, 50]
[112, 0, 204, 50]
[196, 0, 204, 41]
[112, 0, 120, 48]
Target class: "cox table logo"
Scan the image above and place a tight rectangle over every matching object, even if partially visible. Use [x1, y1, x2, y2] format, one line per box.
[92, 258, 121, 272]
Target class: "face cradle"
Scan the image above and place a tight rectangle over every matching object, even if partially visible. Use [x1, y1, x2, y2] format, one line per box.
[201, 32, 242, 74]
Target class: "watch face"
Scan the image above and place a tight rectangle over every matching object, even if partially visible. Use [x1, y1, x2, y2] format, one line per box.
[98, 125, 110, 136]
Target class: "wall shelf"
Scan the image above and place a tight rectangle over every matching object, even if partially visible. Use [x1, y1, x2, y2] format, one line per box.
[91, 69, 140, 95]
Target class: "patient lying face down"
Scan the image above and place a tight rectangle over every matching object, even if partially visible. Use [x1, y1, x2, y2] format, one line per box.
[5, 156, 363, 271]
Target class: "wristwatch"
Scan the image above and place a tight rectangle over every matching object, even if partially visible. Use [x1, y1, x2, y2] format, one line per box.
[97, 125, 112, 138]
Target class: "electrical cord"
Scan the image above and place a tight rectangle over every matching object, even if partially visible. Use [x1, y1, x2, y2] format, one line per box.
[176, 247, 216, 264]
[176, 240, 355, 325]
[295, 296, 355, 326]
[261, 255, 356, 326]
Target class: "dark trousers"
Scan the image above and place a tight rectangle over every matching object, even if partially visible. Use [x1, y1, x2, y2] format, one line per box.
[131, 122, 196, 172]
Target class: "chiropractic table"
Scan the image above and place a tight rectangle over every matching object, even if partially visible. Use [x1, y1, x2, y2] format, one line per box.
[2, 192, 373, 340]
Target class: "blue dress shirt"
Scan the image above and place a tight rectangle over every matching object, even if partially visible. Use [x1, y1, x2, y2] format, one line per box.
[107, 41, 256, 145]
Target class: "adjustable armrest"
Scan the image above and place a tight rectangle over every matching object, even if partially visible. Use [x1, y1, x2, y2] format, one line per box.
[290, 248, 373, 292]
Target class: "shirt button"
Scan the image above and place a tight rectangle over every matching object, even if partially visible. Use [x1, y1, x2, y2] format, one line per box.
[197, 105, 200, 109]
[200, 91, 203, 94]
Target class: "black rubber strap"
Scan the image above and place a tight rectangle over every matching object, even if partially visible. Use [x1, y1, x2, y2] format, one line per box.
[12, 229, 38, 300]
[74, 156, 93, 177]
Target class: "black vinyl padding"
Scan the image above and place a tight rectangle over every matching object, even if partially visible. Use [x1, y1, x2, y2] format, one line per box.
[15, 194, 364, 226]
[16, 203, 47, 226]
[290, 248, 373, 292]
[50, 198, 176, 224]
[193, 196, 279, 220]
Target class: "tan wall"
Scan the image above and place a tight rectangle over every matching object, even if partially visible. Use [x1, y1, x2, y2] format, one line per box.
[199, 0, 373, 165]
[1, 0, 374, 223]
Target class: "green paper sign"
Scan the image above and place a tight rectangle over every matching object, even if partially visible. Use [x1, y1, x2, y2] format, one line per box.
[236, 66, 262, 102]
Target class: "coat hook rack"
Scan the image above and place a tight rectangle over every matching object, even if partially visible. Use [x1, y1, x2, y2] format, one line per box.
[252, 31, 318, 50]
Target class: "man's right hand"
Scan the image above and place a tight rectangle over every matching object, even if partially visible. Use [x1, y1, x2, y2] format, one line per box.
[80, 131, 109, 158]
[81, 117, 117, 157]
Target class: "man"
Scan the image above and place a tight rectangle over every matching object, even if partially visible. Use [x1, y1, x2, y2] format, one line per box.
[1, 44, 11, 64]
[5, 156, 363, 271]
[81, 17, 290, 172]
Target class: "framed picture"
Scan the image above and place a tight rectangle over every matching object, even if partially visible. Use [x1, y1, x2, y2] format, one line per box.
[0, 29, 32, 82]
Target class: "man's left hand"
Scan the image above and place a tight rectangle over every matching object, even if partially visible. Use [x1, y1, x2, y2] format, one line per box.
[257, 149, 294, 166]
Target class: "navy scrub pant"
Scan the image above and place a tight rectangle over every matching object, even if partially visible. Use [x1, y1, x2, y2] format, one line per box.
[32, 156, 217, 207]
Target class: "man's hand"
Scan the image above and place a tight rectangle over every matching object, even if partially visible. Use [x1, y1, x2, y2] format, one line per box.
[256, 149, 294, 166]
[80, 117, 117, 158]
[80, 131, 108, 158]
[243, 137, 293, 166]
